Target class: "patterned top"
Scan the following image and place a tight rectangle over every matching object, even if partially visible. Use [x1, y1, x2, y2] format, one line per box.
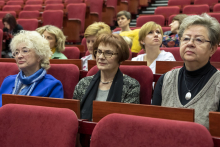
[73, 74, 140, 104]
[162, 34, 179, 47]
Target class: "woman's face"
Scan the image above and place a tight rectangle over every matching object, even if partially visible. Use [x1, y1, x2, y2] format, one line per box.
[86, 35, 96, 54]
[169, 20, 180, 34]
[180, 25, 217, 67]
[117, 15, 130, 29]
[4, 22, 10, 30]
[96, 43, 119, 72]
[141, 28, 162, 48]
[14, 42, 41, 75]
[43, 31, 57, 49]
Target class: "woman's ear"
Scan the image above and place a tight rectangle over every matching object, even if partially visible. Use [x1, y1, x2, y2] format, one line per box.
[140, 40, 145, 45]
[210, 44, 218, 57]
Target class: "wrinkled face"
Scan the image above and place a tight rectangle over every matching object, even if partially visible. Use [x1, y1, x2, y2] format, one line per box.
[180, 25, 216, 66]
[169, 20, 179, 34]
[14, 43, 41, 73]
[117, 15, 130, 29]
[141, 28, 162, 48]
[43, 31, 57, 49]
[86, 35, 96, 54]
[4, 22, 10, 30]
[96, 43, 119, 72]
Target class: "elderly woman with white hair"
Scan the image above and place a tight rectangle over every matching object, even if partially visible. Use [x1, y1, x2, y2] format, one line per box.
[0, 31, 64, 107]
[153, 13, 220, 129]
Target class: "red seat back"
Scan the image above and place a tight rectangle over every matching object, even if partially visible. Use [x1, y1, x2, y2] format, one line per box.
[81, 37, 88, 52]
[183, 4, 210, 14]
[0, 104, 78, 147]
[45, 4, 64, 10]
[45, 0, 62, 5]
[213, 3, 220, 12]
[17, 19, 38, 31]
[23, 5, 42, 11]
[42, 10, 63, 29]
[6, 1, 24, 5]
[3, 5, 22, 11]
[154, 6, 180, 20]
[90, 113, 214, 147]
[194, 0, 218, 7]
[66, 3, 86, 33]
[0, 20, 3, 29]
[0, 11, 16, 19]
[47, 64, 79, 99]
[168, 0, 191, 11]
[87, 65, 153, 104]
[88, 0, 103, 21]
[207, 13, 220, 23]
[63, 47, 80, 59]
[136, 15, 165, 27]
[19, 11, 40, 19]
[25, 0, 43, 5]
[210, 48, 220, 62]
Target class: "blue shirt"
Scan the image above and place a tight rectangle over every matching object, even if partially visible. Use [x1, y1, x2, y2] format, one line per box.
[0, 74, 64, 107]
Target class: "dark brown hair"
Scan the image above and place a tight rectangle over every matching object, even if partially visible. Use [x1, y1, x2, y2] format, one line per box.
[93, 33, 130, 63]
[2, 13, 17, 31]
[172, 14, 188, 28]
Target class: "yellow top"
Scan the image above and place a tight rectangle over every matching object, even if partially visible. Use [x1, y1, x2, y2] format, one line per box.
[120, 29, 141, 53]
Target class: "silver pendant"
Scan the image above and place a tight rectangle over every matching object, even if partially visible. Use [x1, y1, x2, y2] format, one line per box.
[185, 92, 191, 100]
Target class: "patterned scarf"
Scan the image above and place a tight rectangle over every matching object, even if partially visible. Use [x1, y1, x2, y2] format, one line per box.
[12, 68, 46, 96]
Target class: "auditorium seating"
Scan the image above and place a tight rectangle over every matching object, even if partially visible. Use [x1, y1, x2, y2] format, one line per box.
[45, 4, 64, 10]
[213, 3, 220, 12]
[154, 6, 180, 22]
[47, 64, 79, 99]
[3, 5, 22, 12]
[182, 4, 210, 14]
[207, 13, 220, 23]
[168, 0, 191, 11]
[0, 104, 78, 147]
[87, 65, 153, 104]
[0, 62, 19, 85]
[45, 0, 62, 5]
[6, 1, 24, 6]
[19, 11, 40, 19]
[136, 15, 165, 27]
[17, 19, 38, 30]
[42, 10, 63, 29]
[194, 0, 218, 10]
[63, 46, 80, 59]
[87, 0, 103, 21]
[26, 0, 43, 5]
[23, 5, 43, 11]
[0, 11, 16, 18]
[90, 113, 214, 147]
[0, 20, 3, 29]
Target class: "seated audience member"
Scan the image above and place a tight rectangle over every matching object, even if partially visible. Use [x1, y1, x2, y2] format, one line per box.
[152, 14, 220, 129]
[82, 22, 111, 71]
[113, 11, 131, 34]
[132, 21, 176, 74]
[36, 25, 67, 59]
[2, 13, 23, 58]
[120, 29, 141, 53]
[0, 31, 64, 107]
[162, 14, 188, 47]
[73, 33, 140, 120]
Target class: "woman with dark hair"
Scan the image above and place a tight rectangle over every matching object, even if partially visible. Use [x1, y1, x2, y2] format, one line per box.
[2, 13, 23, 58]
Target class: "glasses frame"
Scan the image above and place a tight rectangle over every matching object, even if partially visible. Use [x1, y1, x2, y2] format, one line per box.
[181, 37, 211, 45]
[12, 48, 31, 57]
[94, 50, 118, 58]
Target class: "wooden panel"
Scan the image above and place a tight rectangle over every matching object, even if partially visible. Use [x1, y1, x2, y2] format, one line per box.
[213, 137, 220, 147]
[88, 60, 147, 70]
[93, 101, 194, 122]
[156, 61, 220, 74]
[2, 94, 80, 118]
[0, 59, 82, 70]
[210, 112, 220, 137]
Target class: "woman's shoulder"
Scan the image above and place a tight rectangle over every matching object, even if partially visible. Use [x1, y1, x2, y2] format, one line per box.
[52, 51, 67, 59]
[123, 75, 140, 86]
[3, 74, 17, 81]
[81, 54, 92, 61]
[43, 74, 62, 83]
[158, 50, 176, 61]
[131, 54, 146, 61]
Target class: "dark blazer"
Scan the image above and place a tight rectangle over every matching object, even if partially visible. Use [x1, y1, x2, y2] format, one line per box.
[73, 75, 140, 104]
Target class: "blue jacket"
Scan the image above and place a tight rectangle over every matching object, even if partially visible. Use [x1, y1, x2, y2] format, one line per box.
[0, 74, 64, 107]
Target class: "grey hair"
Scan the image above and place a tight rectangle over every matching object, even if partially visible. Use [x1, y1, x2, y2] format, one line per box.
[178, 13, 220, 48]
[10, 30, 52, 70]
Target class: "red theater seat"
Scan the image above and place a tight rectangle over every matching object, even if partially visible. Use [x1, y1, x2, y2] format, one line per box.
[90, 113, 214, 147]
[23, 5, 43, 11]
[88, 0, 103, 21]
[45, 0, 62, 5]
[6, 1, 24, 6]
[42, 10, 63, 29]
[0, 62, 19, 85]
[136, 15, 165, 27]
[194, 0, 218, 10]
[47, 64, 79, 99]
[26, 0, 43, 5]
[45, 4, 64, 10]
[81, 37, 87, 52]
[0, 11, 16, 19]
[87, 65, 153, 104]
[66, 3, 86, 33]
[207, 13, 220, 23]
[19, 11, 40, 19]
[17, 19, 38, 31]
[154, 6, 180, 21]
[0, 104, 78, 147]
[63, 47, 80, 59]
[3, 5, 22, 11]
[183, 4, 210, 14]
[210, 48, 220, 62]
[0, 20, 3, 29]
[213, 3, 220, 12]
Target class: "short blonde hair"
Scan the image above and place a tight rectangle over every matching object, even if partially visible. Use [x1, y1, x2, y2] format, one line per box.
[36, 25, 66, 52]
[122, 36, 132, 48]
[84, 22, 111, 38]
[139, 21, 163, 49]
[10, 31, 52, 70]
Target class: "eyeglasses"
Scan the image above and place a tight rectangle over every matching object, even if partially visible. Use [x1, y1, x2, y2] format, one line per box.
[181, 36, 211, 46]
[94, 49, 118, 58]
[12, 48, 31, 57]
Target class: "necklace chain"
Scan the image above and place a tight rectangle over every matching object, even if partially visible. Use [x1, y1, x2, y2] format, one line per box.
[184, 73, 204, 93]
[100, 80, 113, 84]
